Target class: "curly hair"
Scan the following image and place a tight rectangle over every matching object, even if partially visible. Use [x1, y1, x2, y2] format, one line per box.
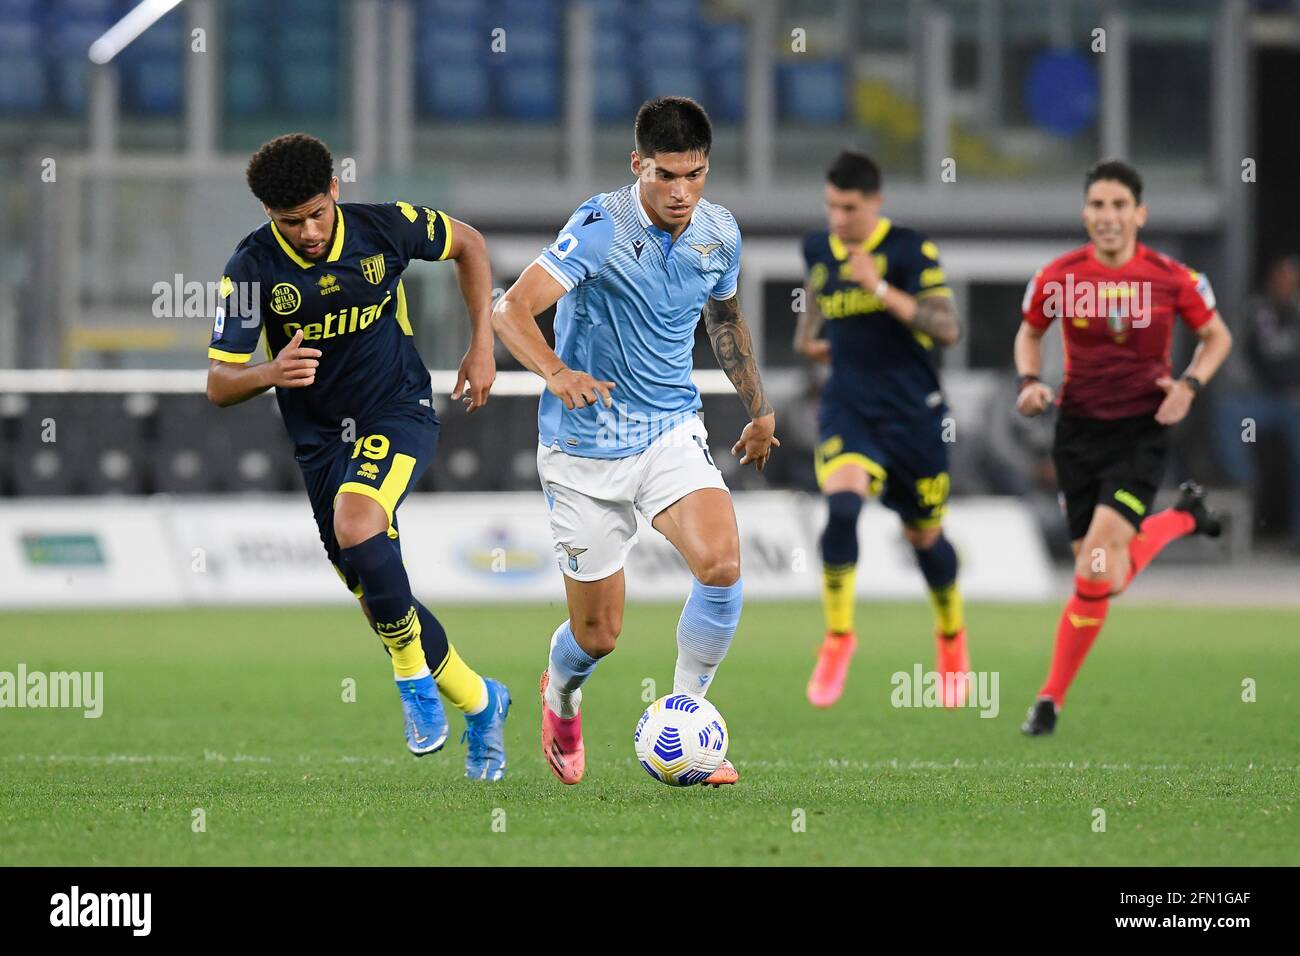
[246, 133, 334, 210]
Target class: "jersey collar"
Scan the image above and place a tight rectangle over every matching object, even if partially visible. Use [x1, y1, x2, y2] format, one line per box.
[828, 216, 892, 260]
[633, 181, 698, 256]
[270, 205, 347, 269]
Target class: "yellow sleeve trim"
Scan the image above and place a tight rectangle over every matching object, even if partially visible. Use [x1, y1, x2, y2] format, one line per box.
[915, 287, 953, 300]
[438, 211, 454, 261]
[208, 347, 254, 363]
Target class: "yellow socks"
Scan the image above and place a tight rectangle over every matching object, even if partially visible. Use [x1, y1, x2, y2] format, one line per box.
[433, 644, 488, 715]
[822, 563, 857, 634]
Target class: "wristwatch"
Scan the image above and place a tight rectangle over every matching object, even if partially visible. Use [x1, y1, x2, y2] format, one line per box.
[1180, 374, 1203, 395]
[1017, 374, 1042, 393]
[874, 278, 889, 298]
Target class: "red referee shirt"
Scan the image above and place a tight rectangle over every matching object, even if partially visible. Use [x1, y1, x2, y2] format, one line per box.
[1022, 242, 1217, 420]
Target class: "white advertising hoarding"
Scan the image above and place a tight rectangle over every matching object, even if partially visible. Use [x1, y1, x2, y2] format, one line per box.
[0, 492, 1052, 608]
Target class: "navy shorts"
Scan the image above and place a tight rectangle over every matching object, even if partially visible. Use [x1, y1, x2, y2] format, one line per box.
[815, 402, 951, 528]
[299, 399, 440, 596]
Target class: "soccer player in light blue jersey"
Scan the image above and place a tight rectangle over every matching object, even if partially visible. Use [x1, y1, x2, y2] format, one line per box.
[492, 97, 778, 787]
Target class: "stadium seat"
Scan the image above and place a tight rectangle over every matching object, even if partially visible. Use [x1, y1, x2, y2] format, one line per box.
[644, 64, 704, 104]
[0, 17, 38, 55]
[778, 60, 847, 124]
[498, 63, 560, 121]
[594, 64, 636, 122]
[702, 20, 746, 122]
[420, 62, 492, 120]
[225, 63, 267, 117]
[0, 56, 45, 112]
[280, 65, 336, 116]
[125, 58, 183, 115]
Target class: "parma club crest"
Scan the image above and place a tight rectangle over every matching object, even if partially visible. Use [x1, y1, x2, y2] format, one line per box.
[360, 253, 386, 285]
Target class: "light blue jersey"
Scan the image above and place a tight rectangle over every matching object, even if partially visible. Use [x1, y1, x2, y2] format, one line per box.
[534, 181, 741, 459]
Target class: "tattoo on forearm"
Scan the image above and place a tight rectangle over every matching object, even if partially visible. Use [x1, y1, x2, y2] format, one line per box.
[912, 296, 960, 343]
[704, 295, 773, 419]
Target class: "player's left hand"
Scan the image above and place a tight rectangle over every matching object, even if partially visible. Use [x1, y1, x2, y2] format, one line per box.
[732, 413, 780, 471]
[1154, 375, 1194, 425]
[453, 345, 496, 413]
[846, 249, 880, 291]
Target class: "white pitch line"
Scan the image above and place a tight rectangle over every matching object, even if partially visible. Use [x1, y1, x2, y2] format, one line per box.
[4, 754, 1296, 773]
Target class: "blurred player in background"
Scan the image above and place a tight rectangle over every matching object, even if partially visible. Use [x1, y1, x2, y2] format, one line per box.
[794, 150, 968, 709]
[492, 97, 777, 786]
[205, 133, 511, 778]
[1016, 159, 1233, 735]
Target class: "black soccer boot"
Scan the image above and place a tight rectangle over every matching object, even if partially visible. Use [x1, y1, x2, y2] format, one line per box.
[1020, 696, 1059, 736]
[1174, 480, 1223, 538]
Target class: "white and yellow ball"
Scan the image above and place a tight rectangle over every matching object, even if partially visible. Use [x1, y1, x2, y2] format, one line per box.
[633, 694, 728, 786]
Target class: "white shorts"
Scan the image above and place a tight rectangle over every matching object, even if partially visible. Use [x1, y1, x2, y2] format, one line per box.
[537, 415, 729, 581]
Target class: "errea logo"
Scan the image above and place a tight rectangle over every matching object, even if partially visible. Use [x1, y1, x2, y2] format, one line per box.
[50, 886, 151, 936]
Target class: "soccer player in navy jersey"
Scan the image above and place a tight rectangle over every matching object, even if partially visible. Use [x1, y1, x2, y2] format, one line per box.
[492, 97, 778, 787]
[794, 151, 970, 710]
[205, 133, 510, 779]
[1016, 160, 1233, 735]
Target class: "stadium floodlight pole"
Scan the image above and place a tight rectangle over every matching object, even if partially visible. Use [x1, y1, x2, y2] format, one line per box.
[87, 0, 184, 65]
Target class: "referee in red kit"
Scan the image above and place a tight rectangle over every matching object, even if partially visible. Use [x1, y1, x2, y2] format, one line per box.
[1015, 160, 1234, 735]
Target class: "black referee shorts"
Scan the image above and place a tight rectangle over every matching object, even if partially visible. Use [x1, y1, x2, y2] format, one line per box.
[1052, 412, 1172, 541]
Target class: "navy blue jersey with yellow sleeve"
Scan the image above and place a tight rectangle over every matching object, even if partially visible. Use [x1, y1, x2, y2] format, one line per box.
[208, 200, 453, 467]
[802, 218, 952, 422]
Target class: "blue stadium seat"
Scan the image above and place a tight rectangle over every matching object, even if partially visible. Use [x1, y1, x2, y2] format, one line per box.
[225, 0, 265, 23]
[125, 58, 182, 114]
[123, 10, 181, 55]
[0, 0, 41, 14]
[592, 17, 629, 67]
[54, 0, 118, 15]
[644, 0, 700, 15]
[418, 16, 483, 64]
[48, 20, 104, 57]
[421, 62, 491, 119]
[0, 55, 45, 111]
[421, 0, 481, 18]
[495, 22, 558, 61]
[498, 63, 559, 120]
[643, 64, 704, 104]
[281, 22, 336, 56]
[637, 28, 700, 67]
[280, 65, 335, 115]
[594, 63, 635, 122]
[0, 16, 39, 54]
[53, 59, 88, 113]
[706, 66, 744, 123]
[226, 62, 267, 117]
[702, 20, 746, 122]
[778, 60, 847, 123]
[704, 19, 745, 69]
[281, 0, 336, 23]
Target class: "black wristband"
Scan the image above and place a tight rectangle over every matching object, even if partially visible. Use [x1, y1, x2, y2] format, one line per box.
[1017, 374, 1041, 393]
[1180, 374, 1203, 395]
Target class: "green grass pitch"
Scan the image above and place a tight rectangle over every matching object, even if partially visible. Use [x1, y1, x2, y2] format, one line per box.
[1, 601, 1296, 866]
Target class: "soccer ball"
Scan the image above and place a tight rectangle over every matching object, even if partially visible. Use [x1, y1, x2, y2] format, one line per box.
[633, 693, 728, 786]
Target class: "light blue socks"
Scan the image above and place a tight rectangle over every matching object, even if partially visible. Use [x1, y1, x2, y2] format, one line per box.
[674, 578, 743, 696]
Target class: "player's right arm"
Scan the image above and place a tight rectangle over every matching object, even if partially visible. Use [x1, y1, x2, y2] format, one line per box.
[793, 286, 830, 363]
[207, 330, 322, 407]
[794, 235, 830, 362]
[1014, 267, 1056, 417]
[205, 256, 322, 407]
[490, 200, 616, 409]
